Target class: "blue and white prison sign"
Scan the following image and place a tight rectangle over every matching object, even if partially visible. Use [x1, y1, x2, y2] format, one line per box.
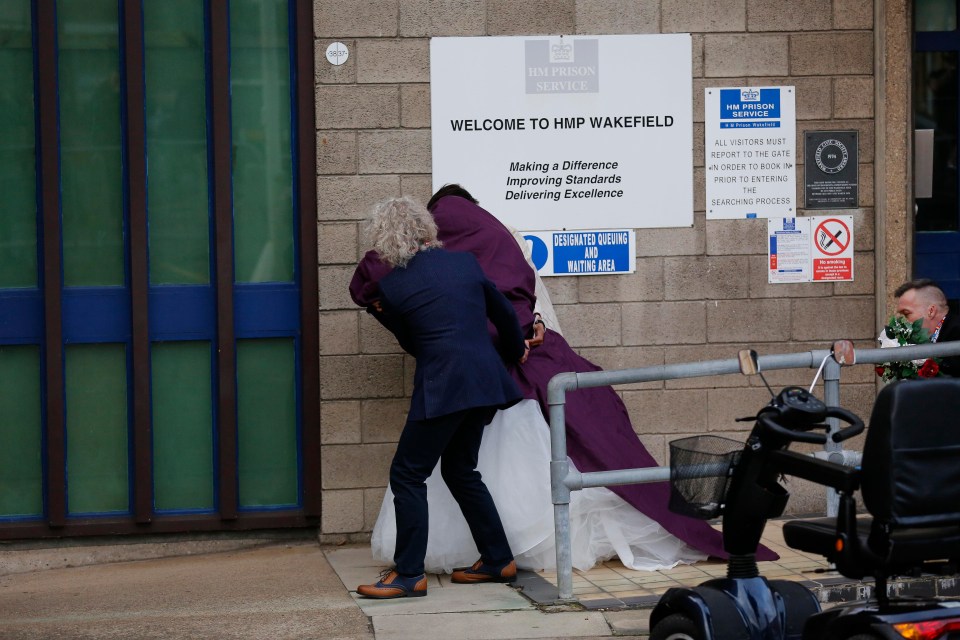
[718, 88, 782, 128]
[522, 230, 635, 276]
[705, 86, 797, 219]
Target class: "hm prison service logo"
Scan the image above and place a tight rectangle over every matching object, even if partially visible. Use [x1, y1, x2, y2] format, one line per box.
[525, 38, 599, 94]
[718, 87, 782, 128]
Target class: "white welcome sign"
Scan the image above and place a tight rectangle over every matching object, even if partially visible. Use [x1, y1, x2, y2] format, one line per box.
[431, 34, 694, 231]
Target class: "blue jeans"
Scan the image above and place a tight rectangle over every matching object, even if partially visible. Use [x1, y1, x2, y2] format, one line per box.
[389, 406, 513, 576]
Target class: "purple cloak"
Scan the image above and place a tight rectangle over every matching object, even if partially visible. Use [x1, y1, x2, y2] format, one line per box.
[349, 195, 776, 561]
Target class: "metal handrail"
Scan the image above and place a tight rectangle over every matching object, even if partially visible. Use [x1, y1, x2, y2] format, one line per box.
[546, 341, 960, 601]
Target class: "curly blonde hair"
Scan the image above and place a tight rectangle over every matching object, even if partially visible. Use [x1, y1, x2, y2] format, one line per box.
[363, 196, 442, 267]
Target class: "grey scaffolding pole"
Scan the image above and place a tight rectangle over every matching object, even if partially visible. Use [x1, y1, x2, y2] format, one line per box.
[546, 341, 960, 602]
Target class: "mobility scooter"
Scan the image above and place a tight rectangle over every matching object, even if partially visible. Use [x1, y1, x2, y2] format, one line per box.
[649, 343, 960, 640]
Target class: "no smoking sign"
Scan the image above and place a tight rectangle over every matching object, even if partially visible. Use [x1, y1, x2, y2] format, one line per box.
[815, 218, 849, 255]
[813, 216, 853, 281]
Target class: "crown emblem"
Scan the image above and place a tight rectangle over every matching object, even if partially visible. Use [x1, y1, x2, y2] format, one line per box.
[740, 89, 760, 101]
[550, 42, 573, 61]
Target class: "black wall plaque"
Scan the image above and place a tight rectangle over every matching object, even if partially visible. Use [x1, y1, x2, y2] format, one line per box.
[804, 130, 859, 209]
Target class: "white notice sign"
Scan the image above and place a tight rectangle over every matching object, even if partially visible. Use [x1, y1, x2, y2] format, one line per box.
[768, 218, 811, 283]
[431, 35, 693, 231]
[767, 215, 854, 283]
[706, 87, 797, 219]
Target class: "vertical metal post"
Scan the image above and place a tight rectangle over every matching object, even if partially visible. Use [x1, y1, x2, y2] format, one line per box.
[823, 357, 842, 517]
[548, 380, 575, 602]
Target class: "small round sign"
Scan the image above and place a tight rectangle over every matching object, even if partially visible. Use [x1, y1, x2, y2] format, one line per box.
[524, 234, 549, 270]
[325, 41, 349, 66]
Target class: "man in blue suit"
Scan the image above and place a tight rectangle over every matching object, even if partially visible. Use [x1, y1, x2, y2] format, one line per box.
[356, 196, 529, 599]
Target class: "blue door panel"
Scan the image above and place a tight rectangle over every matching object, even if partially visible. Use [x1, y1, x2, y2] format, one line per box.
[148, 284, 299, 339]
[62, 288, 131, 343]
[0, 291, 43, 343]
[0, 0, 309, 528]
[915, 26, 960, 299]
[916, 233, 960, 298]
[148, 286, 216, 340]
[234, 284, 299, 337]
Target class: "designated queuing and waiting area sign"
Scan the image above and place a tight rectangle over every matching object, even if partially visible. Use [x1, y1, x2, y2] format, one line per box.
[768, 215, 854, 283]
[522, 230, 636, 276]
[430, 34, 693, 231]
[705, 86, 797, 219]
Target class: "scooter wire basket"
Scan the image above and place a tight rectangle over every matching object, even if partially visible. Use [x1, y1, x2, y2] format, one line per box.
[668, 435, 743, 519]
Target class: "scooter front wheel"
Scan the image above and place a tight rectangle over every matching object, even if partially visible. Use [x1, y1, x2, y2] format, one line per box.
[650, 613, 702, 640]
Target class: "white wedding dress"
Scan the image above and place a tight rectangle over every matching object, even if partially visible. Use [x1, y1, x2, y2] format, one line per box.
[370, 399, 707, 573]
[371, 244, 706, 573]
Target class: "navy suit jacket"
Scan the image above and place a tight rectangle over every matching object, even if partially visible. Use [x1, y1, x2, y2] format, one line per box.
[938, 312, 960, 377]
[376, 248, 525, 421]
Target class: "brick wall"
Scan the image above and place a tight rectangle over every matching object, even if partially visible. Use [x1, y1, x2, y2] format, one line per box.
[315, 0, 883, 539]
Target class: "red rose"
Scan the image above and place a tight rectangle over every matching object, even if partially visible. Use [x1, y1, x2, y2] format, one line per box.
[918, 359, 940, 378]
[875, 366, 885, 377]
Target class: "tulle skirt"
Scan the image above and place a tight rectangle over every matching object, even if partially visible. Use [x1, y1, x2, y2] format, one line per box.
[371, 399, 707, 573]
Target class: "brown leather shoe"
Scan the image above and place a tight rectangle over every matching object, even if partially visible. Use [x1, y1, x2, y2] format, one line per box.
[357, 570, 427, 599]
[451, 559, 517, 584]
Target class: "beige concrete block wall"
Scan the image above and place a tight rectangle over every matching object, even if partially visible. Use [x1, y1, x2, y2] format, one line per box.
[314, 0, 886, 542]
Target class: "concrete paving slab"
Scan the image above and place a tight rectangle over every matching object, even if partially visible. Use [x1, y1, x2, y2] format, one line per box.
[371, 609, 611, 640]
[325, 546, 385, 590]
[351, 581, 532, 616]
[329, 546, 536, 618]
[603, 609, 651, 636]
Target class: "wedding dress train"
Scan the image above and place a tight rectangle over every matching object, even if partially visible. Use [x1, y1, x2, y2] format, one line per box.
[370, 399, 707, 573]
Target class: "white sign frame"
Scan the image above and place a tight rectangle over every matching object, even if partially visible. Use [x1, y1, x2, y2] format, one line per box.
[430, 34, 693, 231]
[705, 86, 797, 219]
[767, 215, 854, 283]
[768, 217, 811, 284]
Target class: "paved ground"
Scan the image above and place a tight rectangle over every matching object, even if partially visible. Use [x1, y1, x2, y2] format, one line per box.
[3, 526, 952, 640]
[0, 541, 373, 640]
[0, 536, 654, 640]
[327, 544, 649, 640]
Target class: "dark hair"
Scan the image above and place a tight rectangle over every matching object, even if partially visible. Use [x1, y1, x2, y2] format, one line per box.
[894, 278, 941, 298]
[427, 184, 478, 211]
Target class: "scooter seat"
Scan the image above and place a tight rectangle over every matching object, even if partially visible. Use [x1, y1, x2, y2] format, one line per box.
[783, 380, 960, 585]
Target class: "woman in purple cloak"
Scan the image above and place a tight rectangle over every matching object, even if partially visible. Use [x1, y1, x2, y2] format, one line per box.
[349, 185, 776, 572]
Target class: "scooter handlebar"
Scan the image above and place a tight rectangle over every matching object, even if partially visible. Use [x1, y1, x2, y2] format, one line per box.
[758, 406, 863, 445]
[825, 406, 864, 442]
[758, 415, 828, 444]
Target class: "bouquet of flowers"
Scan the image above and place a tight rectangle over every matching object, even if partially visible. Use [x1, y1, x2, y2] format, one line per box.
[875, 315, 941, 382]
